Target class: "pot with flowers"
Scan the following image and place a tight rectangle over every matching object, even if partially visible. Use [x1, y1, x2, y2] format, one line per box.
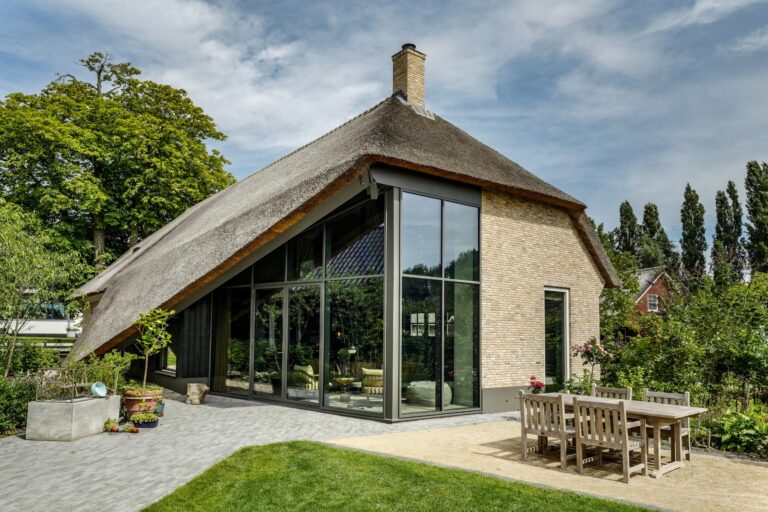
[130, 412, 159, 429]
[528, 375, 545, 394]
[122, 308, 174, 416]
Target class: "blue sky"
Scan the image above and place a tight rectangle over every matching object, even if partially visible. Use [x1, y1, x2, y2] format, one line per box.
[2, 0, 767, 243]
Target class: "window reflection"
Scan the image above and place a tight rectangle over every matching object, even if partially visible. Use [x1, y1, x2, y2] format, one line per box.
[212, 288, 251, 396]
[326, 197, 385, 277]
[287, 225, 323, 281]
[545, 290, 567, 391]
[402, 193, 441, 277]
[444, 202, 479, 281]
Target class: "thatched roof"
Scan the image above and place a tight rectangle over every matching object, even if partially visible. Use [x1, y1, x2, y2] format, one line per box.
[70, 95, 618, 360]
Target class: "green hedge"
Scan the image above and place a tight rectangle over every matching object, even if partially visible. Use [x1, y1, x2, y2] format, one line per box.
[0, 376, 35, 435]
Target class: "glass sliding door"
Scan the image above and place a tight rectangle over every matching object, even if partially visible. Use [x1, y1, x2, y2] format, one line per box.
[211, 287, 251, 396]
[287, 285, 321, 403]
[253, 288, 283, 397]
[401, 278, 442, 414]
[445, 282, 479, 409]
[544, 289, 568, 391]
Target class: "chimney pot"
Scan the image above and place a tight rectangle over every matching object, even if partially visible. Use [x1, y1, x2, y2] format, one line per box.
[392, 43, 426, 108]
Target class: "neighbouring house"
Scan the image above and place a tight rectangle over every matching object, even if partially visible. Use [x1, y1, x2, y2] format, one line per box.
[633, 266, 671, 316]
[69, 44, 618, 420]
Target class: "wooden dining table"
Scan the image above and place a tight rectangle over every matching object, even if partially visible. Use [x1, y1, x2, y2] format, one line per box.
[542, 392, 708, 477]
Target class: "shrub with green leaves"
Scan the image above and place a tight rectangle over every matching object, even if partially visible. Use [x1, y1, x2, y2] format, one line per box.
[711, 404, 768, 455]
[0, 375, 35, 435]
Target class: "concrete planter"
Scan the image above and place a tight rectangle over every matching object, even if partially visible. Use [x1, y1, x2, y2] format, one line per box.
[26, 395, 121, 442]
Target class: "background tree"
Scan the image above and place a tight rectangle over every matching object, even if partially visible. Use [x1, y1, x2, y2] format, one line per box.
[637, 202, 678, 270]
[712, 181, 745, 284]
[746, 161, 768, 274]
[0, 52, 235, 269]
[0, 200, 86, 377]
[680, 184, 707, 279]
[616, 201, 639, 255]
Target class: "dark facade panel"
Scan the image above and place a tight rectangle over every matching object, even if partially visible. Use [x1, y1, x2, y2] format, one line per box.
[180, 295, 211, 379]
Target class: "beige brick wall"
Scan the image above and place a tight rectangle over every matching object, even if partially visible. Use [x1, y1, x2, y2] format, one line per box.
[481, 190, 604, 389]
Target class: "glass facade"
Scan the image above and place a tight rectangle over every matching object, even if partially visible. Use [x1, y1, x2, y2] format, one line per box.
[400, 192, 480, 416]
[210, 186, 480, 420]
[544, 290, 568, 391]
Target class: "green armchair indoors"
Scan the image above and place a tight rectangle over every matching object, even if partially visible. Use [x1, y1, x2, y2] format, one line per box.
[288, 364, 319, 390]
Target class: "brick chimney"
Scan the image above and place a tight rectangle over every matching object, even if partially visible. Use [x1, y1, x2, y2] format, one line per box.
[392, 43, 426, 107]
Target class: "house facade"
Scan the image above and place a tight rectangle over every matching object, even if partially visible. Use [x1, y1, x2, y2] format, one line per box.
[70, 44, 618, 421]
[633, 266, 671, 315]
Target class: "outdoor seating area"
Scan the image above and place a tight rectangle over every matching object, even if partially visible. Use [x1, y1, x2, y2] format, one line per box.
[518, 388, 707, 483]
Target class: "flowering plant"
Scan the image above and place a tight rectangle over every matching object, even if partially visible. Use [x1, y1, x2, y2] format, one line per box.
[572, 336, 611, 380]
[528, 375, 545, 394]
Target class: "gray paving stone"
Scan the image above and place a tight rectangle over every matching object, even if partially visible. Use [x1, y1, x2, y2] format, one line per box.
[0, 394, 514, 512]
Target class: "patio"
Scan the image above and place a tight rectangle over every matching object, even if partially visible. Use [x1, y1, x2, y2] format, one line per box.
[0, 392, 509, 512]
[331, 419, 768, 511]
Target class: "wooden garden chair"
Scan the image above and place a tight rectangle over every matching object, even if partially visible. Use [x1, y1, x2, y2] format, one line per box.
[591, 383, 633, 400]
[643, 389, 692, 462]
[573, 397, 648, 483]
[518, 391, 576, 470]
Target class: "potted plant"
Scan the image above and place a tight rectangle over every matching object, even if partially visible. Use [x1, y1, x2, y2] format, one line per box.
[104, 418, 120, 433]
[121, 308, 174, 414]
[528, 375, 545, 394]
[130, 412, 159, 429]
[122, 422, 139, 433]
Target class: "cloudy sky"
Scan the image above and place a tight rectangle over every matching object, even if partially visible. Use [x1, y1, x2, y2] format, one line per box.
[2, 0, 767, 242]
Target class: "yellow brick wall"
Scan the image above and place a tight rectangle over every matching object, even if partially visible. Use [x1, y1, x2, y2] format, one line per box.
[480, 190, 604, 389]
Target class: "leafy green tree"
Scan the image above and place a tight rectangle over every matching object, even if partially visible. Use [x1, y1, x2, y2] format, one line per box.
[712, 181, 745, 284]
[616, 201, 639, 255]
[746, 161, 768, 274]
[0, 200, 87, 377]
[0, 52, 235, 268]
[638, 203, 679, 271]
[680, 184, 707, 279]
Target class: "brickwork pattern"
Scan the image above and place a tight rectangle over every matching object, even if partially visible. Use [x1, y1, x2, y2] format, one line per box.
[480, 191, 605, 389]
[392, 48, 425, 107]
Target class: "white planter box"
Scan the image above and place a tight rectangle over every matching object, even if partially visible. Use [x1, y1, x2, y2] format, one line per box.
[26, 395, 121, 441]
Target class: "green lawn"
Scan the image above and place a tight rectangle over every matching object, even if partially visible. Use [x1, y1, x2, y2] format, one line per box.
[144, 441, 649, 512]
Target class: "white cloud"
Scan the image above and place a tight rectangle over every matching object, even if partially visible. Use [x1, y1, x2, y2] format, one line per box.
[646, 0, 765, 33]
[728, 25, 768, 51]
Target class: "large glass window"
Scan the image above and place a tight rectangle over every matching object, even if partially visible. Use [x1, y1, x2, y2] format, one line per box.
[212, 288, 251, 396]
[544, 290, 568, 391]
[253, 288, 283, 397]
[287, 225, 323, 281]
[287, 285, 321, 403]
[444, 202, 479, 281]
[401, 193, 441, 277]
[400, 192, 480, 416]
[325, 278, 384, 413]
[254, 246, 285, 284]
[326, 197, 385, 277]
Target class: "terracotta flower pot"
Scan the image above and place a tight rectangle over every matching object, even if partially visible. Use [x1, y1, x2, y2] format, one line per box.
[122, 388, 162, 415]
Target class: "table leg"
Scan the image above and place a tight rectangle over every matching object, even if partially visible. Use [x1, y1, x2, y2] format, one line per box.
[673, 421, 683, 463]
[653, 424, 662, 471]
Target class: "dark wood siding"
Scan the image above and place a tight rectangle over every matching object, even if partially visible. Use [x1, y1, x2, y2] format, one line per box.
[179, 295, 212, 378]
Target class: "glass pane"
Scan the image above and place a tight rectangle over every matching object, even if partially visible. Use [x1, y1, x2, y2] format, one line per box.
[211, 288, 251, 396]
[401, 278, 442, 415]
[325, 278, 384, 414]
[444, 282, 479, 409]
[287, 285, 321, 403]
[287, 226, 323, 281]
[401, 193, 441, 277]
[253, 288, 283, 397]
[545, 290, 567, 391]
[254, 246, 285, 284]
[326, 198, 385, 277]
[444, 202, 479, 281]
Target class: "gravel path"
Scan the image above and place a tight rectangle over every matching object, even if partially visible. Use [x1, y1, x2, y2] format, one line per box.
[0, 393, 511, 512]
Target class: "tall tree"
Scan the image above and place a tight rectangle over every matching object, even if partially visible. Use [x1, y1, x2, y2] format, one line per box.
[638, 202, 678, 270]
[616, 201, 639, 255]
[746, 161, 768, 274]
[712, 181, 745, 284]
[680, 184, 707, 278]
[0, 52, 236, 268]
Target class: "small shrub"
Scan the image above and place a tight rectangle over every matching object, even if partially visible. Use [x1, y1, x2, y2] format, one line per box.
[0, 341, 58, 377]
[711, 403, 768, 455]
[0, 375, 35, 435]
[563, 369, 595, 395]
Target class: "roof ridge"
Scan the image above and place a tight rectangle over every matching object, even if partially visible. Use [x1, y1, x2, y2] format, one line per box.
[238, 96, 393, 184]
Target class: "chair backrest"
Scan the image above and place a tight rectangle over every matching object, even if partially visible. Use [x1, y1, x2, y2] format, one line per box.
[362, 368, 384, 394]
[518, 391, 569, 436]
[591, 383, 632, 400]
[573, 397, 630, 449]
[644, 389, 691, 428]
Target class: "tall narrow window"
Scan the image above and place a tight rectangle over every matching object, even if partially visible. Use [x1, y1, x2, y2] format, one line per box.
[647, 294, 659, 312]
[544, 289, 568, 391]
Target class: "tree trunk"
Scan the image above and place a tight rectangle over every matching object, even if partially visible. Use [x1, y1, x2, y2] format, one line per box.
[143, 354, 149, 388]
[2, 339, 14, 378]
[93, 215, 106, 267]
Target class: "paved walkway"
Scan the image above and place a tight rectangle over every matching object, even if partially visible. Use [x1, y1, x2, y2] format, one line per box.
[0, 394, 512, 512]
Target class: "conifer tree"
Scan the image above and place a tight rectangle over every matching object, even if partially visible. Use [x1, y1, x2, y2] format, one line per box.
[680, 184, 707, 278]
[638, 202, 678, 270]
[746, 161, 768, 274]
[616, 201, 639, 255]
[712, 181, 744, 283]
